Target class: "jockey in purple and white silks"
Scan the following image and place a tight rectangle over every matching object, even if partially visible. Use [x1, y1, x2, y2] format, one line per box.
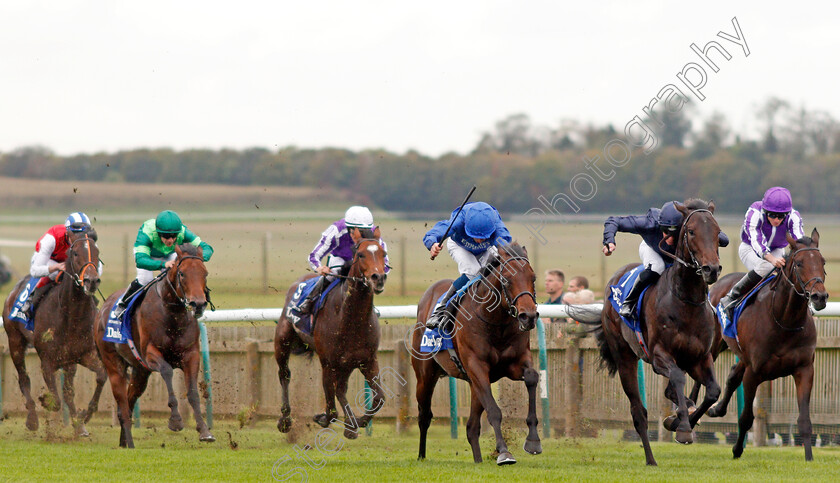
[603, 201, 730, 318]
[720, 187, 804, 317]
[297, 206, 390, 314]
[423, 201, 512, 329]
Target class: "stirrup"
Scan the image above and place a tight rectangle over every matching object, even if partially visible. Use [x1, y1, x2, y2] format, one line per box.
[112, 304, 127, 318]
[426, 304, 445, 329]
[618, 302, 634, 318]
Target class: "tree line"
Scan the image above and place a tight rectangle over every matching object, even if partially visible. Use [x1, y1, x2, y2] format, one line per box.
[2, 97, 838, 215]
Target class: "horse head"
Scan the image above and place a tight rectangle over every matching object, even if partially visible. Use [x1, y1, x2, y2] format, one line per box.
[490, 242, 538, 332]
[350, 236, 387, 294]
[66, 228, 100, 296]
[169, 244, 209, 318]
[785, 228, 828, 311]
[675, 199, 722, 284]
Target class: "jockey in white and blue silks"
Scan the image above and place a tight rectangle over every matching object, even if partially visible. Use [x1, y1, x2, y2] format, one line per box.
[297, 206, 390, 314]
[423, 201, 512, 329]
[603, 201, 730, 318]
[720, 187, 804, 317]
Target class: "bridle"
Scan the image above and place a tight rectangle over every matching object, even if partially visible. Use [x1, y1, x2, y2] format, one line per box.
[770, 246, 825, 331]
[65, 234, 99, 289]
[479, 249, 537, 319]
[659, 209, 715, 276]
[161, 255, 205, 308]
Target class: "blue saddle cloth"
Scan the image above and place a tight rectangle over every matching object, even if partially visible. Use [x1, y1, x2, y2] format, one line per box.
[7, 278, 40, 331]
[419, 327, 455, 353]
[285, 277, 341, 335]
[102, 289, 145, 344]
[608, 265, 652, 356]
[716, 274, 776, 343]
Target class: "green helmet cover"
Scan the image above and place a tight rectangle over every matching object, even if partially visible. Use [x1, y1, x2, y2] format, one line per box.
[155, 210, 183, 234]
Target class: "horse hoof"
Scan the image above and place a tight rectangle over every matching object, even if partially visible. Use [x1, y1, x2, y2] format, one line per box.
[496, 452, 516, 465]
[313, 414, 331, 428]
[523, 439, 542, 455]
[200, 433, 216, 443]
[344, 429, 359, 440]
[662, 415, 678, 432]
[25, 414, 39, 431]
[77, 426, 90, 438]
[168, 419, 185, 432]
[277, 417, 292, 433]
[676, 430, 693, 444]
[732, 446, 743, 459]
[707, 404, 725, 418]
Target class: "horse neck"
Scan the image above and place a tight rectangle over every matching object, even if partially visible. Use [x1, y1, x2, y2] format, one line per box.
[336, 267, 374, 328]
[772, 268, 810, 325]
[665, 255, 707, 305]
[55, 276, 94, 329]
[154, 273, 192, 327]
[464, 273, 515, 332]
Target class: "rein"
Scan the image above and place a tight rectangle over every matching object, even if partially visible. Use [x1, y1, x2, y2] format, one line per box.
[471, 251, 537, 325]
[658, 209, 712, 275]
[64, 234, 99, 290]
[160, 255, 204, 308]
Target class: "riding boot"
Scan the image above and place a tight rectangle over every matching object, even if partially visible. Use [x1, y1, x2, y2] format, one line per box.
[113, 279, 143, 318]
[619, 268, 661, 318]
[719, 270, 762, 318]
[21, 283, 53, 319]
[426, 284, 459, 330]
[297, 276, 328, 315]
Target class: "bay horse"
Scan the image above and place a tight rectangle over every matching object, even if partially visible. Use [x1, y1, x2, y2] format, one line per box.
[274, 233, 388, 439]
[2, 228, 105, 435]
[596, 199, 722, 466]
[410, 242, 540, 465]
[703, 229, 827, 461]
[94, 244, 213, 448]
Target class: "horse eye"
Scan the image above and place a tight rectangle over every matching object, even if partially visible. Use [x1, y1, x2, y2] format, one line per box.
[687, 229, 695, 236]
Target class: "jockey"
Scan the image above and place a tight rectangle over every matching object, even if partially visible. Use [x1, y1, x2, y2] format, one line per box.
[21, 212, 99, 317]
[297, 206, 390, 314]
[423, 201, 512, 329]
[603, 201, 729, 318]
[719, 187, 804, 317]
[112, 210, 214, 318]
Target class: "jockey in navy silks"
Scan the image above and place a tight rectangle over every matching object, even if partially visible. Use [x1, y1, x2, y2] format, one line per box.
[297, 206, 390, 315]
[423, 201, 512, 329]
[719, 187, 804, 318]
[602, 201, 730, 318]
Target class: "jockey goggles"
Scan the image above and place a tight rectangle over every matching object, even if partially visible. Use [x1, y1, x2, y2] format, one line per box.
[159, 232, 178, 239]
[765, 211, 788, 220]
[660, 225, 679, 236]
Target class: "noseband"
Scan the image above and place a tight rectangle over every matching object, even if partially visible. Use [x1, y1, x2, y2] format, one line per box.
[67, 234, 98, 288]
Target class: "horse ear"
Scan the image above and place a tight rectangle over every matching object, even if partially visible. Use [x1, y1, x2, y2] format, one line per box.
[707, 200, 715, 214]
[786, 232, 798, 249]
[811, 227, 820, 247]
[373, 226, 381, 239]
[674, 202, 688, 216]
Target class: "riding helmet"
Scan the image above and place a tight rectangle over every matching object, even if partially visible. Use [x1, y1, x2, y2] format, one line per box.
[155, 210, 183, 234]
[658, 201, 682, 228]
[464, 202, 498, 239]
[65, 212, 92, 232]
[761, 186, 792, 214]
[344, 206, 374, 229]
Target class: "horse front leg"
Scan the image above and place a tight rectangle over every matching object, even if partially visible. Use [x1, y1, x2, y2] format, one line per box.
[793, 364, 815, 461]
[687, 355, 721, 428]
[334, 367, 361, 440]
[78, 350, 108, 425]
[274, 325, 294, 433]
[465, 359, 515, 466]
[615, 355, 656, 465]
[146, 347, 183, 432]
[356, 359, 385, 430]
[415, 363, 438, 461]
[8, 336, 39, 431]
[708, 359, 746, 417]
[653, 349, 692, 444]
[313, 361, 339, 429]
[183, 351, 215, 443]
[522, 366, 542, 455]
[466, 391, 485, 463]
[38, 359, 62, 418]
[60, 364, 86, 436]
[732, 369, 760, 459]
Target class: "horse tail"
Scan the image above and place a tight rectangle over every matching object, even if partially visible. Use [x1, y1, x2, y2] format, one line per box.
[595, 325, 618, 376]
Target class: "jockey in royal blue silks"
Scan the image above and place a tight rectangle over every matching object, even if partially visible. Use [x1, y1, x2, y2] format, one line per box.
[296, 206, 390, 315]
[423, 201, 512, 329]
[719, 186, 804, 318]
[603, 201, 730, 318]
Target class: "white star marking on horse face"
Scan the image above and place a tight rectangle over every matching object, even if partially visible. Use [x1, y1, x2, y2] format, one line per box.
[367, 245, 379, 254]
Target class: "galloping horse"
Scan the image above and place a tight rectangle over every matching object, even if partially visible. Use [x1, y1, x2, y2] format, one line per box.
[703, 229, 827, 460]
[274, 233, 388, 439]
[411, 242, 540, 465]
[596, 199, 722, 466]
[2, 228, 105, 435]
[94, 244, 213, 448]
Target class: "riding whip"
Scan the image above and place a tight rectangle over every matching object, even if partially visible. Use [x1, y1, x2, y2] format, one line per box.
[431, 185, 477, 260]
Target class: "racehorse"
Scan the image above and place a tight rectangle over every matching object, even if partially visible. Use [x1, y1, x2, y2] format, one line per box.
[274, 233, 388, 439]
[2, 228, 105, 435]
[94, 244, 213, 448]
[596, 199, 722, 466]
[411, 242, 540, 465]
[702, 229, 827, 461]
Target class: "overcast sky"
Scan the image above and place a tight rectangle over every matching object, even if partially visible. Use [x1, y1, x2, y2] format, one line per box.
[1, 1, 836, 157]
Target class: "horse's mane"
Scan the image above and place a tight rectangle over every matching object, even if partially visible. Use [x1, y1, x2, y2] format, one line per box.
[477, 241, 527, 279]
[178, 244, 200, 257]
[499, 241, 527, 259]
[683, 198, 710, 211]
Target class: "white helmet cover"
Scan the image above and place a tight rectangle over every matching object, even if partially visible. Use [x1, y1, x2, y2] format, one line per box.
[344, 206, 374, 229]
